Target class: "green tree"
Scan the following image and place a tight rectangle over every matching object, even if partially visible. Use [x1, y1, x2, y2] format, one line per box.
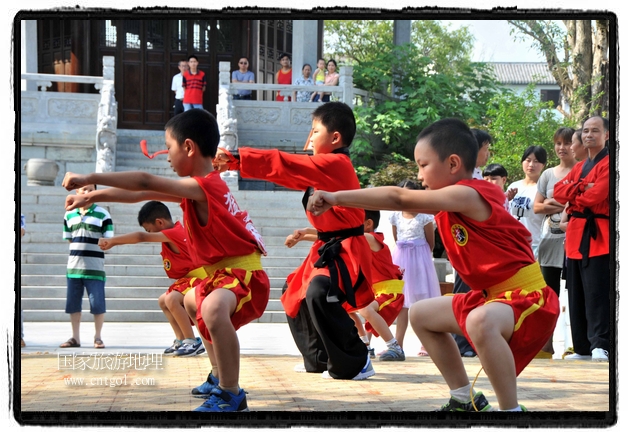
[507, 19, 610, 124]
[486, 84, 574, 183]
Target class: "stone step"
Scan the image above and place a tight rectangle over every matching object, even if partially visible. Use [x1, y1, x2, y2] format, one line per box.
[21, 276, 291, 289]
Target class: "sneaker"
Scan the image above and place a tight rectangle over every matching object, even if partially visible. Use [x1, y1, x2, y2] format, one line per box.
[321, 357, 375, 380]
[191, 372, 220, 398]
[193, 387, 249, 412]
[20, 338, 26, 348]
[293, 363, 307, 373]
[367, 347, 375, 358]
[437, 391, 493, 412]
[591, 348, 609, 362]
[164, 339, 182, 356]
[174, 337, 205, 357]
[564, 352, 592, 360]
[462, 350, 477, 358]
[379, 345, 405, 361]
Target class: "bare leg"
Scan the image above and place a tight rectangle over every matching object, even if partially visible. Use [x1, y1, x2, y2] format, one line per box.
[410, 297, 469, 389]
[70, 312, 81, 344]
[359, 302, 394, 342]
[201, 289, 239, 393]
[93, 313, 104, 341]
[165, 291, 195, 340]
[395, 307, 409, 349]
[466, 302, 518, 410]
[349, 312, 366, 337]
[159, 293, 183, 340]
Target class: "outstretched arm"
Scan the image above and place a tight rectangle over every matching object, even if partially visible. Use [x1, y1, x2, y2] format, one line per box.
[308, 185, 491, 222]
[62, 171, 206, 203]
[65, 187, 182, 211]
[284, 227, 318, 248]
[98, 231, 170, 250]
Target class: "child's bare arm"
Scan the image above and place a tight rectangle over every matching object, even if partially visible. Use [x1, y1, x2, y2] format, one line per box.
[98, 231, 170, 250]
[424, 222, 435, 251]
[309, 185, 491, 222]
[364, 232, 382, 252]
[62, 171, 206, 203]
[65, 187, 181, 211]
[391, 225, 398, 242]
[285, 227, 318, 248]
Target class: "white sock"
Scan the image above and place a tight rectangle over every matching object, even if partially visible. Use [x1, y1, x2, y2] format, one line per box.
[500, 405, 523, 412]
[360, 335, 370, 344]
[385, 338, 399, 348]
[183, 337, 197, 344]
[450, 384, 474, 402]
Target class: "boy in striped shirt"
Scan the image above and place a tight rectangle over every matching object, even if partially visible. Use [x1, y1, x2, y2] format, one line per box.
[60, 184, 114, 349]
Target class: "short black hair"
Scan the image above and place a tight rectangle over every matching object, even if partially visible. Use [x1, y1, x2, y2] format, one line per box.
[572, 128, 583, 144]
[583, 115, 609, 131]
[165, 109, 221, 158]
[311, 101, 356, 147]
[482, 163, 508, 178]
[554, 127, 575, 143]
[138, 201, 172, 226]
[302, 63, 312, 71]
[364, 210, 380, 230]
[397, 179, 420, 190]
[327, 59, 338, 68]
[279, 52, 291, 61]
[187, 54, 198, 62]
[521, 145, 547, 165]
[471, 129, 492, 149]
[416, 118, 477, 172]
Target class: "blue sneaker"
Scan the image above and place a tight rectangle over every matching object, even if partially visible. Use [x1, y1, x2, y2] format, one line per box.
[193, 387, 249, 412]
[164, 339, 182, 356]
[191, 372, 220, 398]
[174, 337, 205, 357]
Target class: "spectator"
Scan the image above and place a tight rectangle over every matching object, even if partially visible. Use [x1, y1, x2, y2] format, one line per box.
[317, 59, 339, 103]
[275, 53, 292, 102]
[554, 116, 610, 362]
[310, 58, 327, 102]
[507, 146, 547, 258]
[471, 129, 492, 179]
[232, 57, 255, 100]
[483, 163, 509, 191]
[171, 60, 188, 116]
[182, 54, 206, 111]
[570, 129, 588, 161]
[294, 63, 314, 103]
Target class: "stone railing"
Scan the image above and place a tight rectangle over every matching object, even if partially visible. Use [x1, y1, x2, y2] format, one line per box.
[20, 56, 117, 185]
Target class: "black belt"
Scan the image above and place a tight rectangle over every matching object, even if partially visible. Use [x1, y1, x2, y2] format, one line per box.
[313, 225, 365, 308]
[571, 209, 609, 267]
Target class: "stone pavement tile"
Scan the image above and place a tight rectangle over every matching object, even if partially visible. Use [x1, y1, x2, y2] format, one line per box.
[20, 353, 610, 413]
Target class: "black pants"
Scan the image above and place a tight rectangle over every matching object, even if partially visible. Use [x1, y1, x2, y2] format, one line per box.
[566, 254, 611, 354]
[452, 273, 475, 355]
[283, 276, 367, 379]
[173, 99, 184, 116]
[541, 265, 563, 297]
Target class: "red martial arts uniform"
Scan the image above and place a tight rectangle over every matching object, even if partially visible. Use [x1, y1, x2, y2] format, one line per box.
[181, 172, 270, 341]
[160, 221, 207, 295]
[437, 179, 559, 376]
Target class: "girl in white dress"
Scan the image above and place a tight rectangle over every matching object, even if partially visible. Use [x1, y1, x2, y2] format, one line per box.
[389, 179, 441, 356]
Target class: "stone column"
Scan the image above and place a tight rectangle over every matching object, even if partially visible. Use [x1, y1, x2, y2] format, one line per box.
[393, 20, 412, 46]
[216, 61, 239, 188]
[292, 20, 319, 80]
[21, 20, 38, 92]
[95, 56, 117, 173]
[339, 66, 354, 109]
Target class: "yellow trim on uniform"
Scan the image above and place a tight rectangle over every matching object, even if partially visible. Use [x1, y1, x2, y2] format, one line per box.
[185, 266, 209, 279]
[202, 252, 263, 314]
[378, 293, 399, 311]
[484, 262, 546, 300]
[203, 252, 264, 275]
[372, 280, 404, 296]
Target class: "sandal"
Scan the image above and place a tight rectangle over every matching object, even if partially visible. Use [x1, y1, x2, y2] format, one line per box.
[60, 338, 80, 348]
[418, 349, 430, 357]
[94, 338, 105, 349]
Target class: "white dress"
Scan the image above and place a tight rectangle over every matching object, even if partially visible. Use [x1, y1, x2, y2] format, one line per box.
[389, 212, 441, 308]
[507, 179, 544, 258]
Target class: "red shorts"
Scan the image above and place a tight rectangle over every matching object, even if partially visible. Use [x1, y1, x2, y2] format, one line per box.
[195, 255, 270, 342]
[166, 276, 204, 296]
[365, 292, 404, 338]
[452, 285, 559, 376]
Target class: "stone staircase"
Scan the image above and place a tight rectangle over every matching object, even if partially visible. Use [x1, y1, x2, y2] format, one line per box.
[20, 184, 311, 323]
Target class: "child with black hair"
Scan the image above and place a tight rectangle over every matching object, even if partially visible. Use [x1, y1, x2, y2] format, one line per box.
[62, 108, 269, 412]
[98, 201, 207, 357]
[308, 117, 560, 412]
[215, 101, 375, 380]
[389, 179, 440, 358]
[483, 163, 509, 191]
[471, 129, 492, 179]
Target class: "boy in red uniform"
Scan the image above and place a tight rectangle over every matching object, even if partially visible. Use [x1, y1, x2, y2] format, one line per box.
[214, 101, 375, 380]
[285, 210, 405, 366]
[308, 118, 560, 411]
[62, 109, 269, 412]
[182, 54, 206, 110]
[554, 116, 610, 362]
[97, 201, 207, 357]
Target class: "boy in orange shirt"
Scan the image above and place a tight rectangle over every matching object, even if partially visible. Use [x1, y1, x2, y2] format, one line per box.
[98, 201, 207, 357]
[308, 118, 559, 411]
[62, 109, 269, 412]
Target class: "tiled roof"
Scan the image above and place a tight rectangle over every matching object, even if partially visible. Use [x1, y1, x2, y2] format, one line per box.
[488, 62, 558, 85]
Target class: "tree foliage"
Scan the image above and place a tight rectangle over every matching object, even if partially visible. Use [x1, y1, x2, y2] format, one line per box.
[507, 19, 610, 125]
[486, 84, 575, 183]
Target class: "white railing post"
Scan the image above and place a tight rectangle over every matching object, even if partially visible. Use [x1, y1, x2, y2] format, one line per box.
[217, 61, 239, 187]
[340, 66, 354, 109]
[95, 56, 117, 173]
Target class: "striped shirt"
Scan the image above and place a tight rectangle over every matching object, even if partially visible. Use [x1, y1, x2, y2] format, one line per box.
[63, 204, 114, 281]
